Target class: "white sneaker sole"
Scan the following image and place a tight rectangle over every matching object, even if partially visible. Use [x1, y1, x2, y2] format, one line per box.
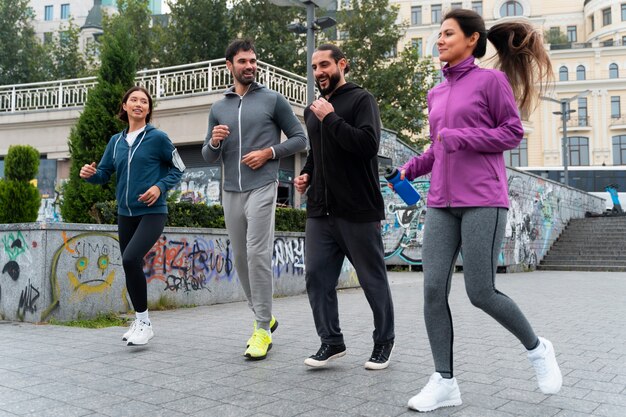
[127, 330, 154, 346]
[304, 350, 346, 367]
[407, 397, 462, 412]
[364, 345, 394, 370]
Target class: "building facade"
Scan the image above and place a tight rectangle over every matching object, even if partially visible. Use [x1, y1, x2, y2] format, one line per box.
[390, 0, 626, 192]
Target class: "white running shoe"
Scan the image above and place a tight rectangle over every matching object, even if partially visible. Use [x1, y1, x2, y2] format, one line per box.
[407, 372, 462, 412]
[528, 337, 562, 394]
[122, 319, 138, 342]
[126, 320, 154, 346]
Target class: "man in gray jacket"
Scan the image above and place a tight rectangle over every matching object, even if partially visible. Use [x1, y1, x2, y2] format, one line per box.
[202, 39, 307, 360]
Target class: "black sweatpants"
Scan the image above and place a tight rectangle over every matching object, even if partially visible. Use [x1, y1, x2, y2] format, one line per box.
[422, 207, 538, 378]
[118, 214, 167, 313]
[305, 216, 395, 345]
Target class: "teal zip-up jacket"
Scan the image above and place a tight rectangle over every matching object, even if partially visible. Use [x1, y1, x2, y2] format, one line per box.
[202, 82, 308, 192]
[86, 124, 185, 216]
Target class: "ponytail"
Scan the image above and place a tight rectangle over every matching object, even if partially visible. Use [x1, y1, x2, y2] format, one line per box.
[487, 21, 553, 119]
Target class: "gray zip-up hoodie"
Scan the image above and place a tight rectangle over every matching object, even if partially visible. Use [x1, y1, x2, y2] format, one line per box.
[201, 82, 307, 192]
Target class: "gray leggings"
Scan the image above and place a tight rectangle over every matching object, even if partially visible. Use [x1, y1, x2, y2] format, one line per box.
[422, 207, 539, 378]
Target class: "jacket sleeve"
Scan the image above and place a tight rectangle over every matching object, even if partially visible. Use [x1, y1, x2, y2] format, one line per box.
[201, 109, 222, 163]
[272, 94, 308, 158]
[322, 92, 380, 159]
[401, 143, 435, 181]
[439, 71, 524, 154]
[156, 133, 185, 193]
[85, 135, 117, 185]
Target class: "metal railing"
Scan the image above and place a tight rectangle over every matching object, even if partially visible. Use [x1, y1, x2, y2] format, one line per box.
[0, 59, 308, 114]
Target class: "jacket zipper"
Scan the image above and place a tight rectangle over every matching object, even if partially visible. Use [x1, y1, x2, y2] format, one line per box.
[237, 97, 243, 191]
[443, 79, 454, 207]
[126, 144, 132, 216]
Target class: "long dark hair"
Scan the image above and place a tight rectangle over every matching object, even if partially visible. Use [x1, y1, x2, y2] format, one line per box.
[117, 86, 153, 123]
[442, 9, 553, 119]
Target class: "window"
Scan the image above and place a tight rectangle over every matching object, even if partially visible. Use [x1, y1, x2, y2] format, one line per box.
[505, 138, 528, 167]
[609, 63, 619, 78]
[432, 43, 439, 57]
[622, 4, 626, 21]
[411, 6, 422, 25]
[567, 26, 577, 42]
[472, 1, 483, 15]
[603, 8, 612, 26]
[568, 137, 589, 166]
[451, 2, 462, 10]
[44, 5, 53, 21]
[612, 96, 621, 118]
[613, 135, 626, 164]
[431, 4, 442, 24]
[60, 3, 69, 19]
[500, 1, 523, 17]
[576, 65, 586, 80]
[590, 15, 595, 32]
[411, 38, 423, 57]
[559, 66, 568, 81]
[576, 98, 587, 122]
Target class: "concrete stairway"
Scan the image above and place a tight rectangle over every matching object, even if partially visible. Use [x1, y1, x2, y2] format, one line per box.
[538, 215, 626, 272]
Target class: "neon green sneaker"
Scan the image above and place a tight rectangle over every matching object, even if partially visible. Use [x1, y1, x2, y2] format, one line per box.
[244, 328, 272, 360]
[246, 316, 278, 347]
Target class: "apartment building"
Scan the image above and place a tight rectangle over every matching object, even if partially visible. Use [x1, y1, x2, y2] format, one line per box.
[390, 0, 626, 191]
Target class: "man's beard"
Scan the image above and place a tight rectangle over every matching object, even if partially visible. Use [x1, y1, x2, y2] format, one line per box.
[235, 69, 256, 85]
[316, 71, 341, 96]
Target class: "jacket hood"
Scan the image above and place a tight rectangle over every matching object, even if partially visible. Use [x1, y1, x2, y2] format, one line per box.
[121, 123, 156, 136]
[224, 82, 265, 96]
[327, 82, 361, 98]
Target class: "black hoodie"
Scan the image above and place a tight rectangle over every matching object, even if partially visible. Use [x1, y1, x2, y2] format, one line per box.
[301, 82, 384, 222]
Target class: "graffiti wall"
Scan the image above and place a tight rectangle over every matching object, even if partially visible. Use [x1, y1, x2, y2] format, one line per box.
[0, 223, 356, 322]
[381, 168, 605, 270]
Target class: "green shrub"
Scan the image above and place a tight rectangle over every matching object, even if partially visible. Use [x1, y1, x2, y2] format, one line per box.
[0, 145, 41, 223]
[91, 200, 306, 231]
[4, 145, 39, 181]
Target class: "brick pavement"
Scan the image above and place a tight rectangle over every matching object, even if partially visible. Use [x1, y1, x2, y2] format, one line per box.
[0, 271, 625, 417]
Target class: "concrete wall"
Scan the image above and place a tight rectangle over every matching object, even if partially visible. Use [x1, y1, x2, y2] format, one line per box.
[381, 167, 606, 271]
[0, 224, 358, 323]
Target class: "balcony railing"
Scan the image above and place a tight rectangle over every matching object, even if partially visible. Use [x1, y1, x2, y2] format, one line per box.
[549, 42, 593, 50]
[565, 116, 591, 128]
[610, 115, 626, 126]
[0, 59, 308, 114]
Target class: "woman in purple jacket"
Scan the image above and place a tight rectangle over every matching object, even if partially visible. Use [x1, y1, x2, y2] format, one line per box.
[401, 9, 560, 412]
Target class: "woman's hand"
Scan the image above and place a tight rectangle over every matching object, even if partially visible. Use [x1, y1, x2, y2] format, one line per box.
[79, 162, 97, 179]
[138, 185, 162, 206]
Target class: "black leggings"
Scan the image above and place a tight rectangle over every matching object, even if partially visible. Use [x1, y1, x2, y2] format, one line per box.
[118, 214, 167, 313]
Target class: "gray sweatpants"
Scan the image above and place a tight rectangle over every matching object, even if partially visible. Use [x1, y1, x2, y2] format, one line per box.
[223, 181, 277, 331]
[422, 207, 538, 378]
[305, 216, 395, 345]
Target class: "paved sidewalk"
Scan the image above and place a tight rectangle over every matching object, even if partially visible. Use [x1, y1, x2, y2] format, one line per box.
[1, 271, 625, 417]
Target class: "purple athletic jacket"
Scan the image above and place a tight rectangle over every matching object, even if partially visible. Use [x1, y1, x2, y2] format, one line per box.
[401, 55, 523, 208]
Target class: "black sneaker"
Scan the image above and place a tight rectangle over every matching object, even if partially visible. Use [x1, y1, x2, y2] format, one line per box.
[304, 343, 347, 367]
[364, 341, 394, 370]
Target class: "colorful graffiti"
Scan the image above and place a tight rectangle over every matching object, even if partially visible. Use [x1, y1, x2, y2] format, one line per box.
[0, 231, 38, 320]
[380, 169, 604, 269]
[178, 167, 221, 205]
[273, 237, 305, 277]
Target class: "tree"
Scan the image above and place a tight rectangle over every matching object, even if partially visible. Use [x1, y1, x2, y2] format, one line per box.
[0, 0, 47, 84]
[0, 145, 41, 223]
[45, 19, 90, 80]
[231, 0, 308, 74]
[116, 0, 156, 70]
[159, 0, 233, 67]
[60, 6, 139, 223]
[336, 0, 436, 144]
[544, 28, 568, 46]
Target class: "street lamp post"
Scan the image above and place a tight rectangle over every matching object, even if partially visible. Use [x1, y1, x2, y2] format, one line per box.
[540, 90, 591, 186]
[269, 0, 336, 104]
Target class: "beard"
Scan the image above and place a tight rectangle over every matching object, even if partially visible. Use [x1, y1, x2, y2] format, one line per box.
[234, 69, 256, 85]
[315, 70, 341, 96]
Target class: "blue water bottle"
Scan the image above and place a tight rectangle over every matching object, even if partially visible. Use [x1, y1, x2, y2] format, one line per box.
[385, 167, 420, 206]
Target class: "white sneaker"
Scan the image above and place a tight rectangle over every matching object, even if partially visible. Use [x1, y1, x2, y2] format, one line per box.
[126, 320, 154, 346]
[528, 337, 562, 394]
[407, 372, 462, 412]
[122, 319, 138, 341]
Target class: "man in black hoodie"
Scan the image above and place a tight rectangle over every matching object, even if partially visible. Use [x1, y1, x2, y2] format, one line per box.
[294, 44, 395, 370]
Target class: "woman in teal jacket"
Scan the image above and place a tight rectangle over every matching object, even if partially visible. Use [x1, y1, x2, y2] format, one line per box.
[80, 86, 185, 346]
